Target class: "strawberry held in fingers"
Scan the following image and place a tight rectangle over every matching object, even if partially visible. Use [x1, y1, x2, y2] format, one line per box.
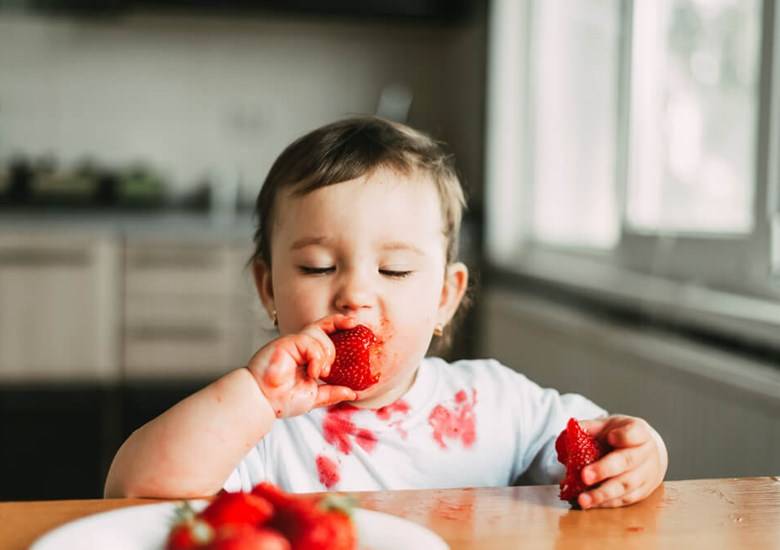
[556, 417, 610, 506]
[321, 325, 380, 391]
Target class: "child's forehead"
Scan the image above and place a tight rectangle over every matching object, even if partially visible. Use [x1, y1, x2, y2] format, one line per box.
[272, 171, 446, 241]
[278, 169, 440, 214]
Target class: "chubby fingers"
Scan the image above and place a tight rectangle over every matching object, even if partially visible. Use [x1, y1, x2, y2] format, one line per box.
[301, 315, 358, 379]
[314, 385, 357, 408]
[581, 442, 655, 486]
[578, 468, 649, 509]
[259, 333, 328, 385]
[605, 417, 653, 448]
[580, 415, 649, 446]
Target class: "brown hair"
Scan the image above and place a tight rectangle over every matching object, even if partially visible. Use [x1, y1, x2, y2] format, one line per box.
[251, 116, 469, 351]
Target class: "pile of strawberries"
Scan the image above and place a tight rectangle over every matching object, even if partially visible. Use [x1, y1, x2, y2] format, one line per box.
[166, 483, 356, 550]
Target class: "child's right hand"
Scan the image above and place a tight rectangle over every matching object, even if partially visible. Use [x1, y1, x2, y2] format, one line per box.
[246, 314, 358, 418]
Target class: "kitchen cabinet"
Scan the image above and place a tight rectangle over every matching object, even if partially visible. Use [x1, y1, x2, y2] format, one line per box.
[0, 223, 271, 383]
[0, 220, 274, 500]
[122, 238, 270, 380]
[0, 232, 120, 383]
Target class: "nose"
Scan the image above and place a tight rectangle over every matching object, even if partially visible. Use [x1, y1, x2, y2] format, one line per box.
[333, 267, 374, 314]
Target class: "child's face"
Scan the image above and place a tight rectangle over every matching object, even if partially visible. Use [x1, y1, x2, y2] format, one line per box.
[256, 167, 467, 407]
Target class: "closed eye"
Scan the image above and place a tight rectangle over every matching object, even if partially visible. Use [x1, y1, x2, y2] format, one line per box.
[380, 269, 413, 279]
[298, 266, 335, 275]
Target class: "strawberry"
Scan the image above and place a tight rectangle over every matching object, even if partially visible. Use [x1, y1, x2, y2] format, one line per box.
[166, 503, 214, 550]
[293, 496, 355, 550]
[199, 492, 273, 529]
[209, 524, 290, 550]
[252, 483, 357, 550]
[321, 325, 379, 391]
[555, 417, 609, 506]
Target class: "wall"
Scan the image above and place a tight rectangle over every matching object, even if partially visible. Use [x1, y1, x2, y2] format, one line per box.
[0, 11, 485, 201]
[479, 286, 780, 481]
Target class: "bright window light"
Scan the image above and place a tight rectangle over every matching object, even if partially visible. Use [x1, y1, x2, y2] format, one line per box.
[529, 0, 621, 248]
[627, 0, 761, 234]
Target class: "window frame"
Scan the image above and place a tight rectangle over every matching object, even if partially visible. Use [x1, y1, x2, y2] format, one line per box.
[485, 0, 780, 351]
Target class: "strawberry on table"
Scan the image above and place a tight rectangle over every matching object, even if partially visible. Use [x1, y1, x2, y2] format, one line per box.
[321, 325, 379, 391]
[555, 417, 610, 506]
[209, 524, 290, 550]
[166, 503, 214, 550]
[199, 492, 273, 529]
[252, 483, 357, 550]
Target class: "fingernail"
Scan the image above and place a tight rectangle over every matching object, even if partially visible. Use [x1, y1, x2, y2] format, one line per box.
[580, 494, 591, 508]
[585, 471, 595, 484]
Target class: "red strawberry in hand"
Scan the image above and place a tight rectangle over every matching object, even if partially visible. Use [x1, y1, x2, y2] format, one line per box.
[555, 417, 610, 506]
[321, 325, 379, 391]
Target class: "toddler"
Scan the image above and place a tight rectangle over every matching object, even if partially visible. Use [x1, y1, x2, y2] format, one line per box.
[105, 116, 668, 510]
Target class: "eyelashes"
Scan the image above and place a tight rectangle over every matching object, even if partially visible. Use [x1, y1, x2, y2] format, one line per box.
[379, 269, 413, 279]
[298, 266, 334, 275]
[297, 266, 413, 279]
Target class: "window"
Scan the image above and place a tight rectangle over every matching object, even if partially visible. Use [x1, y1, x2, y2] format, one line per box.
[528, 0, 621, 248]
[628, 0, 761, 234]
[486, 0, 780, 349]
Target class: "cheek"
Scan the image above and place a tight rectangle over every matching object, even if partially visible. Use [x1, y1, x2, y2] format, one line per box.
[273, 275, 329, 332]
[375, 287, 440, 366]
[392, 275, 443, 325]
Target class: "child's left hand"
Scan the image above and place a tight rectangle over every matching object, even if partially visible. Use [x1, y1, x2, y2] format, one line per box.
[577, 415, 668, 509]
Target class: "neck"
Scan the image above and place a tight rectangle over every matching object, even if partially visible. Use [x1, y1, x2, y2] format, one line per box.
[352, 367, 419, 409]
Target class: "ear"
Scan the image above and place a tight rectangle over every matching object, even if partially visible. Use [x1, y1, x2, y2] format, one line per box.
[437, 262, 469, 326]
[252, 260, 275, 319]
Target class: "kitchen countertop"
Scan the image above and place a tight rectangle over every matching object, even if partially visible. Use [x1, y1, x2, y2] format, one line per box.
[3, 478, 780, 549]
[0, 209, 256, 242]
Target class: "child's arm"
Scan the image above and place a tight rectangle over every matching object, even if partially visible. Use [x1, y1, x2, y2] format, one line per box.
[576, 415, 668, 509]
[104, 315, 358, 499]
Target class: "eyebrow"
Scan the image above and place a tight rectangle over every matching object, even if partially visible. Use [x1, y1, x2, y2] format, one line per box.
[380, 241, 425, 256]
[290, 237, 425, 256]
[290, 236, 331, 250]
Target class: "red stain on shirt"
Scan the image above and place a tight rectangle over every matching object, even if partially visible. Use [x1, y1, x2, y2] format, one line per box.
[376, 399, 411, 439]
[428, 388, 478, 450]
[355, 429, 378, 452]
[323, 403, 377, 455]
[316, 455, 340, 489]
[376, 399, 410, 421]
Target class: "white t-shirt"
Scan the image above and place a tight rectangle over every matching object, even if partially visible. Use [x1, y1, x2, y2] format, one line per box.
[224, 357, 607, 493]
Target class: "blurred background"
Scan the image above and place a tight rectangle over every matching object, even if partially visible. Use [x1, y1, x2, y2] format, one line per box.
[0, 0, 778, 500]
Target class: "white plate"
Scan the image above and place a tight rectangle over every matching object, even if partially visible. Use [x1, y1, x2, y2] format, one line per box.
[30, 500, 449, 550]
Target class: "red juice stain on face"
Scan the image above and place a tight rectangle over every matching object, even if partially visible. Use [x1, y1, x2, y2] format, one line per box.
[322, 403, 378, 455]
[428, 389, 478, 450]
[368, 317, 395, 376]
[316, 455, 340, 489]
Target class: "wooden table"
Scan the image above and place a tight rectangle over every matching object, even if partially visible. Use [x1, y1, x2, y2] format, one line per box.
[2, 478, 780, 549]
